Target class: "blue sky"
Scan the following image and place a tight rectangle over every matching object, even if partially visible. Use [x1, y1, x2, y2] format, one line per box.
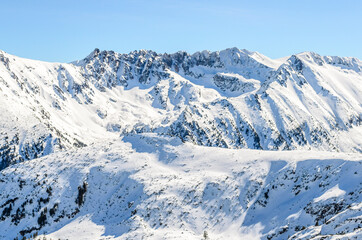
[1, 0, 361, 62]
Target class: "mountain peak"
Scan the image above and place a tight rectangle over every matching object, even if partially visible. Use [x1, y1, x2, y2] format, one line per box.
[81, 48, 100, 60]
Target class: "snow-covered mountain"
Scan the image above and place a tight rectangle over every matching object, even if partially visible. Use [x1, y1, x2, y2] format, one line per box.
[0, 47, 361, 170]
[0, 48, 361, 239]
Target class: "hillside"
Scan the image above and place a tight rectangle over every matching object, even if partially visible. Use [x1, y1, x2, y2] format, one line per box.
[0, 134, 361, 239]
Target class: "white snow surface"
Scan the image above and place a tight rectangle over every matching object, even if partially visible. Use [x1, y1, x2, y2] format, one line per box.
[314, 185, 346, 203]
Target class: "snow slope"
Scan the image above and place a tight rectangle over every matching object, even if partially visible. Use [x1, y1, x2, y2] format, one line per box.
[0, 48, 361, 169]
[0, 134, 360, 239]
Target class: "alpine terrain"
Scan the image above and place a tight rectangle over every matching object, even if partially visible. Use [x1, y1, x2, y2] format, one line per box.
[0, 48, 361, 239]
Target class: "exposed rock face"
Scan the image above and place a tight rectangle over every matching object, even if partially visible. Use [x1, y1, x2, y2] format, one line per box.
[213, 73, 258, 93]
[0, 48, 361, 169]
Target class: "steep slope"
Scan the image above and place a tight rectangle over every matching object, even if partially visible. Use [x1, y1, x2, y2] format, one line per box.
[0, 134, 360, 239]
[0, 48, 361, 170]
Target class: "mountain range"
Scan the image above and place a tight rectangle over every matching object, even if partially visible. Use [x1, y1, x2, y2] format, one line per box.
[0, 48, 361, 239]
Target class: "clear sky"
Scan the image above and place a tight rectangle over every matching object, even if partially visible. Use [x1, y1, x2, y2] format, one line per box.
[1, 0, 361, 62]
